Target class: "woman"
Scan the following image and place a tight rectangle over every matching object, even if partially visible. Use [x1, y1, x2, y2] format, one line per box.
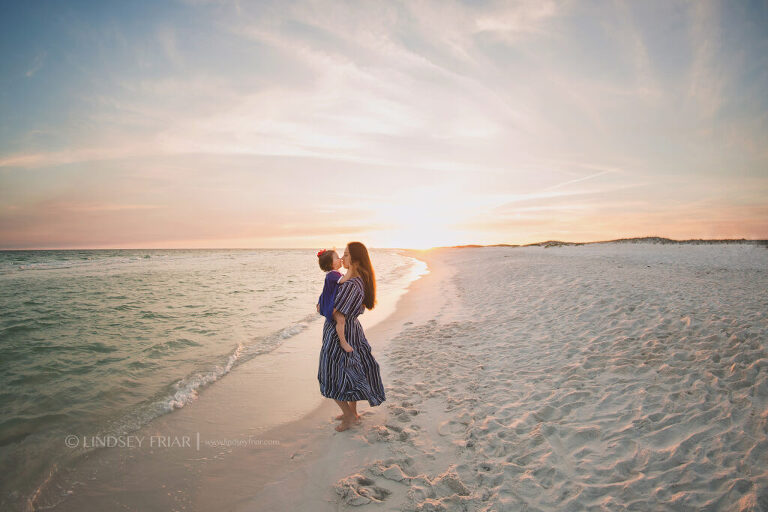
[317, 241, 386, 432]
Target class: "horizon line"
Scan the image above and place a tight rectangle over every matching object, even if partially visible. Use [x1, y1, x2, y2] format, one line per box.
[2, 235, 767, 252]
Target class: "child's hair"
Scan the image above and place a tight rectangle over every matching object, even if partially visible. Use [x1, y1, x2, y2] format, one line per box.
[317, 249, 334, 272]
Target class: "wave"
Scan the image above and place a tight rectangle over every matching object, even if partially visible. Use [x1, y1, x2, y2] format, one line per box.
[164, 342, 245, 411]
[159, 313, 319, 411]
[102, 312, 320, 437]
[0, 251, 169, 275]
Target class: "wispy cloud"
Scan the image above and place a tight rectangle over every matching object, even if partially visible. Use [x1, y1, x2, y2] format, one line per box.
[0, 145, 155, 168]
[687, 0, 724, 120]
[542, 170, 615, 192]
[25, 51, 47, 77]
[606, 0, 661, 100]
[60, 202, 163, 212]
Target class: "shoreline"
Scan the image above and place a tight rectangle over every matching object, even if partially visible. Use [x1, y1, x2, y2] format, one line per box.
[202, 248, 460, 511]
[40, 248, 451, 511]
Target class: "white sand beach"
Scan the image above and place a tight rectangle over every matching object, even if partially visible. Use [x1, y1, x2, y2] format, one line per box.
[246, 243, 768, 512]
[46, 243, 768, 511]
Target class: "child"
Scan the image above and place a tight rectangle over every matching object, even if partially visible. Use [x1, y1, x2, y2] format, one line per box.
[316, 249, 343, 322]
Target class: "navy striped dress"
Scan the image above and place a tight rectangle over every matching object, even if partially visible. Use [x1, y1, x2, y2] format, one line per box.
[317, 276, 386, 406]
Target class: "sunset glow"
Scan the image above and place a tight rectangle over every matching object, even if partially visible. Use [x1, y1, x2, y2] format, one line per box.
[1, 1, 767, 249]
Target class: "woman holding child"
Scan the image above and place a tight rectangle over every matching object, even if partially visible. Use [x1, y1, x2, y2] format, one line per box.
[316, 242, 386, 432]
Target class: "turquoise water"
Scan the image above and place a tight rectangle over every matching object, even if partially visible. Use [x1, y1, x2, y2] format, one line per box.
[0, 248, 423, 509]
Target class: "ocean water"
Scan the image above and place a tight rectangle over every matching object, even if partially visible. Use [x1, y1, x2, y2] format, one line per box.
[0, 248, 425, 509]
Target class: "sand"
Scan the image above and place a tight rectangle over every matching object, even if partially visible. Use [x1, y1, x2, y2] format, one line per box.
[44, 243, 768, 511]
[245, 244, 768, 512]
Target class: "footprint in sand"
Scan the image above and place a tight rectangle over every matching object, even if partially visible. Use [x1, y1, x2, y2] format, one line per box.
[369, 459, 415, 483]
[438, 419, 467, 437]
[365, 425, 392, 443]
[335, 474, 392, 506]
[289, 448, 311, 460]
[389, 405, 417, 423]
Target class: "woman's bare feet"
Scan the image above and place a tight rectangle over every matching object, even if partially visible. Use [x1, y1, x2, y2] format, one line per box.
[334, 413, 361, 422]
[335, 418, 353, 431]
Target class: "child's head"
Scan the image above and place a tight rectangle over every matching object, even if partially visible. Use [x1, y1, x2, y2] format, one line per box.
[317, 249, 341, 272]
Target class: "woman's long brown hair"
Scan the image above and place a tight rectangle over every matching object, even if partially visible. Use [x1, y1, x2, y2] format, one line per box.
[348, 241, 376, 310]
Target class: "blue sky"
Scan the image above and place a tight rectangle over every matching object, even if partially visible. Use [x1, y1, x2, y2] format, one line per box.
[1, 0, 767, 249]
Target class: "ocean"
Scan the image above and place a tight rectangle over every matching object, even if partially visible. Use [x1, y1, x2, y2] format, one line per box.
[0, 248, 426, 510]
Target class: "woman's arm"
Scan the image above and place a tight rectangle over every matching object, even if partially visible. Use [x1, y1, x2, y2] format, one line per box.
[333, 308, 353, 352]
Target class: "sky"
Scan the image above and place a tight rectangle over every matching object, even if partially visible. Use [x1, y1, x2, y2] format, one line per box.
[1, 0, 767, 250]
